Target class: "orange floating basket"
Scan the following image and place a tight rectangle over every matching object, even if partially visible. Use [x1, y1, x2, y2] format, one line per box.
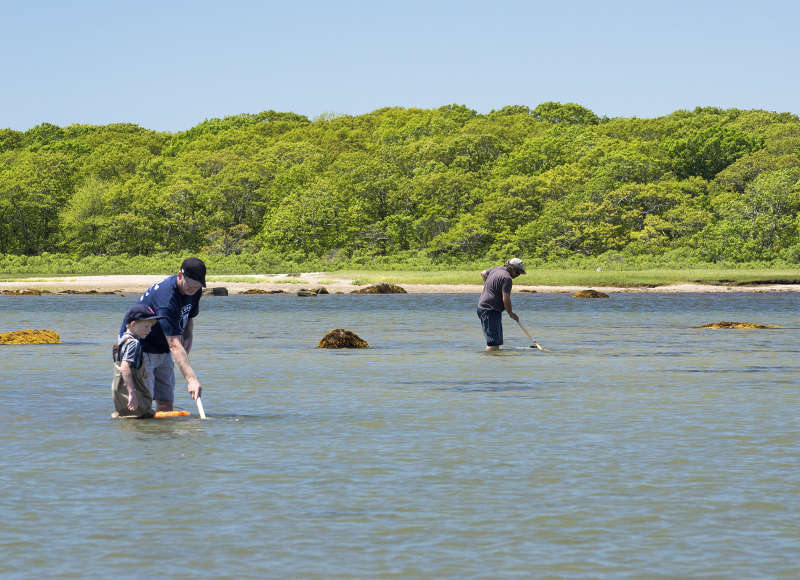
[154, 410, 191, 418]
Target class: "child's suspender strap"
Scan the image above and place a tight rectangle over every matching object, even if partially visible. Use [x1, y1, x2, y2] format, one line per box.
[112, 336, 132, 362]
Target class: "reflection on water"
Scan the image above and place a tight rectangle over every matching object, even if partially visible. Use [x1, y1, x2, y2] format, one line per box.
[1, 292, 799, 578]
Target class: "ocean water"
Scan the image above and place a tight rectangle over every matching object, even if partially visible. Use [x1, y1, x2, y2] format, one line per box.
[1, 292, 799, 578]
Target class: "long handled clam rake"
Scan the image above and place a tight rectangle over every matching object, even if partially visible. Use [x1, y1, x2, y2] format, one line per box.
[515, 320, 550, 351]
[196, 396, 207, 419]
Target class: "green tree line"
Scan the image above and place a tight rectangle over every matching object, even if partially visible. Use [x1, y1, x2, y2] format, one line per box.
[2, 103, 800, 265]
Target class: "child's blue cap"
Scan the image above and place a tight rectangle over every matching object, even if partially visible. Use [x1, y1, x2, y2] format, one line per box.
[124, 304, 164, 325]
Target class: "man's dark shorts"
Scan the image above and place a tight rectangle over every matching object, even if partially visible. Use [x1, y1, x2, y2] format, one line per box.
[477, 307, 503, 346]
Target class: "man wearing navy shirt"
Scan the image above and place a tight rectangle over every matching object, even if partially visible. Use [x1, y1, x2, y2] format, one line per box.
[126, 257, 206, 412]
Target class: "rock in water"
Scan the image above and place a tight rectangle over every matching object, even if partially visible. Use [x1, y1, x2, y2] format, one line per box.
[317, 329, 369, 348]
[351, 283, 407, 294]
[0, 329, 61, 344]
[572, 289, 609, 298]
[297, 287, 329, 296]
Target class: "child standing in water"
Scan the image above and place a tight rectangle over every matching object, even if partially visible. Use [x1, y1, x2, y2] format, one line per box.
[112, 304, 164, 418]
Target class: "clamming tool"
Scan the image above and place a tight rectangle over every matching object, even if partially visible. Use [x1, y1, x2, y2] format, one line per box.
[196, 397, 207, 419]
[515, 320, 550, 351]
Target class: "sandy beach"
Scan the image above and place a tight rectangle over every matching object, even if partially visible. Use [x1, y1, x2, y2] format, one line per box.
[2, 273, 800, 295]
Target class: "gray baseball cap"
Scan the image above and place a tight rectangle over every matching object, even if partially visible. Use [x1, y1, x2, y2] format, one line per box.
[506, 258, 526, 274]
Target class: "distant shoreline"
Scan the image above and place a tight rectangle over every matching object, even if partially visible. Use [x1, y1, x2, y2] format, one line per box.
[2, 274, 800, 295]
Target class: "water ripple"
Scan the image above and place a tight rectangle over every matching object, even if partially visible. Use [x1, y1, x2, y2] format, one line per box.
[1, 293, 799, 578]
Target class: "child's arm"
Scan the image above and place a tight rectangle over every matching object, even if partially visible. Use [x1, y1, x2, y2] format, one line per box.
[119, 361, 138, 412]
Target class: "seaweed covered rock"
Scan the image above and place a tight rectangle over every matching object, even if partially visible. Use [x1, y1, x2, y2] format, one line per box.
[240, 289, 284, 294]
[47, 289, 119, 295]
[351, 283, 407, 294]
[693, 321, 782, 329]
[202, 287, 228, 296]
[0, 329, 61, 344]
[296, 287, 329, 296]
[572, 289, 609, 298]
[1, 289, 48, 296]
[317, 329, 369, 348]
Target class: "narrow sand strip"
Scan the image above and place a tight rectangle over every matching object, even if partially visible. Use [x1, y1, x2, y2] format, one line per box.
[2, 274, 800, 294]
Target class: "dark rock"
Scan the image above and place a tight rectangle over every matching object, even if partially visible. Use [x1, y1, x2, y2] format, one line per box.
[317, 329, 369, 348]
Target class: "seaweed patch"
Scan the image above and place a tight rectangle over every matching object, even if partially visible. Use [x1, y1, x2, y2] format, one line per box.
[0, 329, 61, 344]
[317, 329, 369, 348]
[693, 321, 782, 329]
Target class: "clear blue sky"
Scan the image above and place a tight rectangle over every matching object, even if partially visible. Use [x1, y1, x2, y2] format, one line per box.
[2, 0, 798, 132]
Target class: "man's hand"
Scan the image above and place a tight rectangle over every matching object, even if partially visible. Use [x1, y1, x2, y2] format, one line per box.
[509, 312, 520, 323]
[127, 389, 138, 412]
[187, 377, 202, 401]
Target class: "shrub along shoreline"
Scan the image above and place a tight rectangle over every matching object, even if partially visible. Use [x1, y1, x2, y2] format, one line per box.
[3, 105, 800, 266]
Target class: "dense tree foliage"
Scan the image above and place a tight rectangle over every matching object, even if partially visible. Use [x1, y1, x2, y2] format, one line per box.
[2, 103, 799, 264]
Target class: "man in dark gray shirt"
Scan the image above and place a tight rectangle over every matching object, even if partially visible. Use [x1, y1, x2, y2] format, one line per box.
[477, 258, 525, 350]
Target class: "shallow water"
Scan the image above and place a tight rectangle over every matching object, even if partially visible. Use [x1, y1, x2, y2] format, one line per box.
[1, 292, 799, 578]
